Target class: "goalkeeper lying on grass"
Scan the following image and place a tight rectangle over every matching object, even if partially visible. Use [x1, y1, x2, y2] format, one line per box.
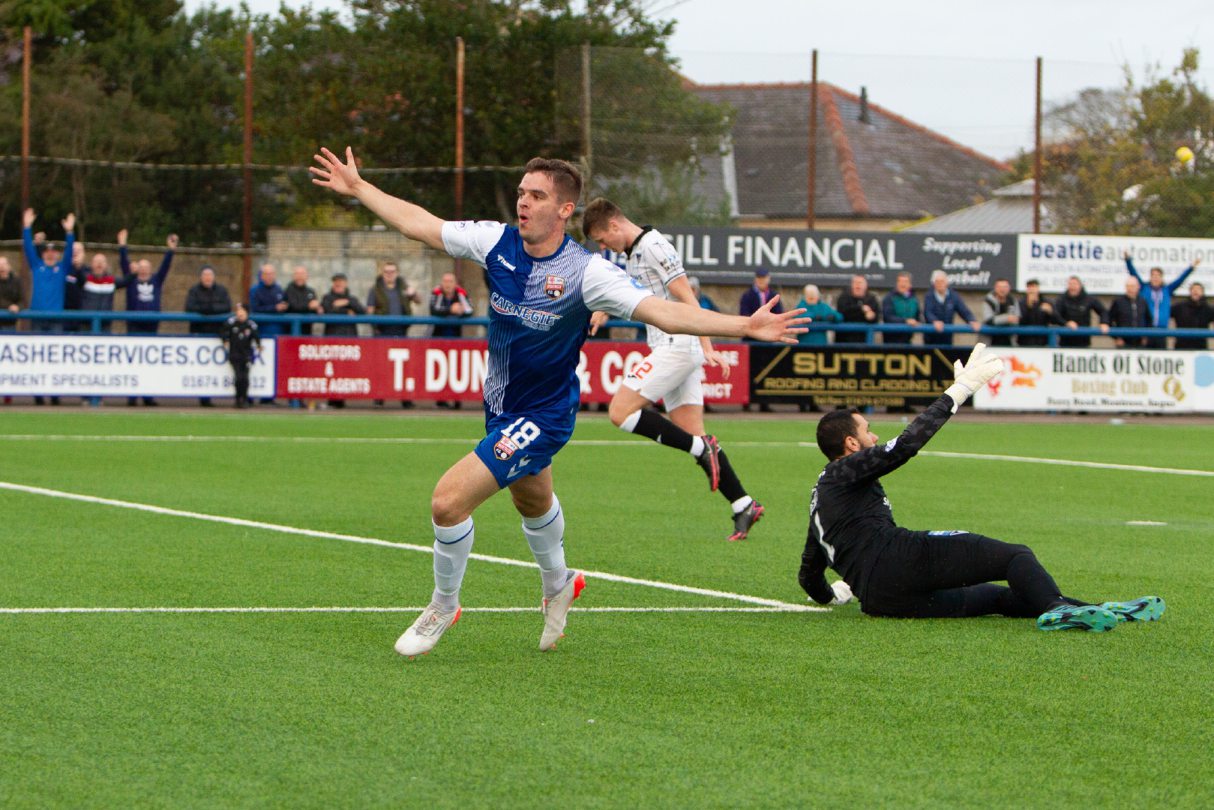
[798, 343, 1164, 632]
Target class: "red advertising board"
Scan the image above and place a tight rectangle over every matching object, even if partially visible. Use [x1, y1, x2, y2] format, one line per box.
[275, 337, 749, 404]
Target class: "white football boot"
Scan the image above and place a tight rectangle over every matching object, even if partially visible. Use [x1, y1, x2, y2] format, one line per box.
[539, 572, 586, 651]
[395, 602, 461, 659]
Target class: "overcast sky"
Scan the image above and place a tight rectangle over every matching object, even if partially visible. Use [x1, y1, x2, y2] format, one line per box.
[186, 0, 1213, 160]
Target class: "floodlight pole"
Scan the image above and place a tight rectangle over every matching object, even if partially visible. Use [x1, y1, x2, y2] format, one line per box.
[21, 26, 31, 211]
[1033, 56, 1043, 234]
[242, 32, 255, 297]
[807, 49, 818, 230]
[581, 42, 592, 185]
[454, 37, 466, 283]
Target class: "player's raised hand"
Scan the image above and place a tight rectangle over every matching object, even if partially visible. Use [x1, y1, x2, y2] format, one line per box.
[744, 295, 809, 343]
[703, 345, 731, 380]
[951, 342, 1003, 394]
[311, 146, 363, 196]
[588, 310, 609, 336]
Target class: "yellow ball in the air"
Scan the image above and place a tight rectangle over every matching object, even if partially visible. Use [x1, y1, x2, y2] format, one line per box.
[1176, 146, 1195, 163]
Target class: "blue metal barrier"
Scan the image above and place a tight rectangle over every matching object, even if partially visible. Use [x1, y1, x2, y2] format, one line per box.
[1, 310, 1211, 346]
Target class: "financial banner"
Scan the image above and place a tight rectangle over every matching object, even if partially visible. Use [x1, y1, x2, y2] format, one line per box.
[0, 334, 276, 397]
[973, 347, 1214, 413]
[602, 227, 1015, 290]
[1016, 234, 1214, 294]
[748, 345, 967, 408]
[275, 337, 749, 404]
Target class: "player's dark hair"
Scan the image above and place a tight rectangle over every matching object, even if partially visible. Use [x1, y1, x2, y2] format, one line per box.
[816, 407, 861, 460]
[523, 157, 583, 206]
[581, 197, 622, 240]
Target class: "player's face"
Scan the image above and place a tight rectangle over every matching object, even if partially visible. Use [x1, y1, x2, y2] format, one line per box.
[516, 172, 569, 244]
[587, 223, 627, 254]
[853, 414, 878, 450]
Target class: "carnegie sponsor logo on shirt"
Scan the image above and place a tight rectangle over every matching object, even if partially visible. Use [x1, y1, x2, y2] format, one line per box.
[489, 292, 561, 331]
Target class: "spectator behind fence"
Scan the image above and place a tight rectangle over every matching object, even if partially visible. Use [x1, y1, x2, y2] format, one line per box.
[689, 276, 719, 312]
[881, 271, 921, 344]
[796, 284, 841, 346]
[186, 265, 232, 408]
[321, 272, 365, 409]
[65, 241, 86, 331]
[249, 263, 287, 337]
[1017, 279, 1056, 347]
[221, 302, 262, 409]
[1172, 282, 1214, 350]
[80, 251, 127, 333]
[284, 265, 322, 335]
[366, 261, 421, 336]
[923, 270, 980, 346]
[0, 257, 24, 321]
[1054, 275, 1109, 348]
[21, 208, 75, 334]
[367, 261, 421, 409]
[322, 272, 366, 336]
[429, 271, 472, 337]
[981, 278, 1021, 347]
[836, 274, 880, 344]
[738, 268, 782, 322]
[1107, 276, 1150, 349]
[1124, 251, 1198, 349]
[120, 229, 177, 334]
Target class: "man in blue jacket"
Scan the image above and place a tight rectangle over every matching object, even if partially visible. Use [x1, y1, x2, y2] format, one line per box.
[923, 270, 979, 346]
[119, 229, 177, 335]
[249, 263, 287, 337]
[22, 208, 75, 334]
[1124, 250, 1199, 349]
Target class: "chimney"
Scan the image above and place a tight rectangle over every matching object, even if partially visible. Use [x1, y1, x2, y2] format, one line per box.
[859, 86, 870, 124]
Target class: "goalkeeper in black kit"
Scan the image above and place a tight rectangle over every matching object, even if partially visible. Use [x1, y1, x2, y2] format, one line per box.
[798, 344, 1164, 632]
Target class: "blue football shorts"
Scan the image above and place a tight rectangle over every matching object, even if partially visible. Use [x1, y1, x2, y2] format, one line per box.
[474, 407, 577, 489]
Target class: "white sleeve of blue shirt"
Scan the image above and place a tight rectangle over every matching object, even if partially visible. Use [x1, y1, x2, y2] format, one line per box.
[582, 255, 652, 319]
[440, 221, 507, 265]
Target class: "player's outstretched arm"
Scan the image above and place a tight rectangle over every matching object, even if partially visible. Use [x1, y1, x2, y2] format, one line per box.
[633, 294, 808, 343]
[310, 146, 445, 251]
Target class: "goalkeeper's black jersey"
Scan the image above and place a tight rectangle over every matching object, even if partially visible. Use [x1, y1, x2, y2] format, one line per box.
[799, 395, 955, 604]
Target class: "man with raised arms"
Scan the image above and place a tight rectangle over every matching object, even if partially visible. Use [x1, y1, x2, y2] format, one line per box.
[311, 147, 806, 658]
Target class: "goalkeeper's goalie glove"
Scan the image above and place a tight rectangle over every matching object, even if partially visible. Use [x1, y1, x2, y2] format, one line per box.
[945, 342, 1003, 411]
[829, 580, 853, 606]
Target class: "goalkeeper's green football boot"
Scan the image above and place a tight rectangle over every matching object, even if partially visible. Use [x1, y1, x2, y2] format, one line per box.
[1036, 603, 1119, 632]
[1100, 596, 1165, 623]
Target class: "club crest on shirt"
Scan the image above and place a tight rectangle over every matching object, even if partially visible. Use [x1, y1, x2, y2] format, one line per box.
[493, 434, 519, 461]
[544, 274, 565, 299]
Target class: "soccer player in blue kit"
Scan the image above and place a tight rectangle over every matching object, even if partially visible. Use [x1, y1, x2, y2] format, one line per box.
[311, 147, 807, 657]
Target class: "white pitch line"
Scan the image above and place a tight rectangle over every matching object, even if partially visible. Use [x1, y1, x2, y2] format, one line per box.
[0, 480, 821, 612]
[5, 434, 1211, 476]
[919, 450, 1214, 478]
[0, 433, 813, 448]
[0, 605, 812, 615]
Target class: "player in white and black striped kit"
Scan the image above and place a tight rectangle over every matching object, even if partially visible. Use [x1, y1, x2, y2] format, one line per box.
[582, 198, 764, 541]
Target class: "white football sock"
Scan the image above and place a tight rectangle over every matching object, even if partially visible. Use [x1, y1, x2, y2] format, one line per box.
[689, 436, 705, 457]
[522, 496, 569, 599]
[431, 517, 474, 609]
[731, 495, 753, 515]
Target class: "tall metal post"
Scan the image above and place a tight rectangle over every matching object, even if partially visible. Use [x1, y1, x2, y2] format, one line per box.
[21, 26, 32, 211]
[455, 37, 465, 221]
[807, 49, 818, 229]
[1033, 56, 1043, 234]
[581, 42, 592, 184]
[242, 32, 255, 297]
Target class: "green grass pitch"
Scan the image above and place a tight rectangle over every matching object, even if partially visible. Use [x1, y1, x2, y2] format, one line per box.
[0, 409, 1211, 807]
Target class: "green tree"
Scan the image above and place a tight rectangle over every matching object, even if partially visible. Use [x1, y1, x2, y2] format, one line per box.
[1043, 49, 1214, 236]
